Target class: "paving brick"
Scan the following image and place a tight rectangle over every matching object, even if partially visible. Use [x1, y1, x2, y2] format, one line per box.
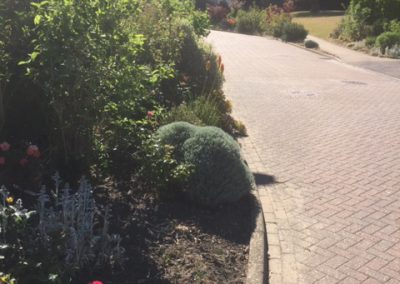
[365, 257, 389, 271]
[324, 255, 349, 269]
[208, 30, 400, 284]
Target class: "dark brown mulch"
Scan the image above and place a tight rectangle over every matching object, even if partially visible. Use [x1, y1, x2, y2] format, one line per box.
[94, 182, 256, 284]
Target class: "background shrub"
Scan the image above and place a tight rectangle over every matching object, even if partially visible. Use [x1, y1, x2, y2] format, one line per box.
[388, 20, 400, 34]
[182, 126, 254, 207]
[365, 36, 377, 47]
[281, 22, 308, 42]
[236, 8, 266, 35]
[304, 39, 319, 48]
[376, 31, 400, 53]
[265, 5, 292, 38]
[207, 4, 230, 24]
[339, 0, 400, 41]
[294, 0, 350, 11]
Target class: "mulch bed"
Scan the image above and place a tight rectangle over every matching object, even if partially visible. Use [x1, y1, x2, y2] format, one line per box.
[95, 181, 255, 283]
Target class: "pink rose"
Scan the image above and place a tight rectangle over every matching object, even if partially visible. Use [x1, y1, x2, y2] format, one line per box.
[88, 281, 103, 284]
[147, 111, 155, 119]
[32, 150, 41, 158]
[26, 145, 40, 158]
[0, 142, 10, 152]
[19, 158, 28, 167]
[0, 157, 5, 166]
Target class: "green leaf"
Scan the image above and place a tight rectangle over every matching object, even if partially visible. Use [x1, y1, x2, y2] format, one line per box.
[30, 51, 40, 61]
[17, 60, 31, 66]
[31, 1, 50, 8]
[48, 274, 58, 281]
[34, 15, 42, 25]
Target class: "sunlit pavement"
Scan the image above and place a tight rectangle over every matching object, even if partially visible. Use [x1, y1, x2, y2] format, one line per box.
[208, 30, 400, 284]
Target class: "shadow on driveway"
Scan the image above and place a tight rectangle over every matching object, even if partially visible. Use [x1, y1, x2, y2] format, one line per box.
[253, 172, 276, 186]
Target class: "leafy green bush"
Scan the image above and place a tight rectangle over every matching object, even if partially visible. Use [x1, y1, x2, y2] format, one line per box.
[365, 36, 377, 47]
[339, 13, 381, 40]
[304, 39, 319, 48]
[0, 0, 218, 181]
[236, 8, 266, 35]
[0, 0, 164, 177]
[339, 0, 400, 41]
[265, 6, 292, 38]
[157, 122, 197, 160]
[138, 136, 194, 193]
[157, 123, 253, 206]
[376, 31, 400, 53]
[281, 22, 308, 42]
[182, 126, 254, 207]
[177, 31, 224, 99]
[359, 0, 400, 22]
[388, 20, 400, 34]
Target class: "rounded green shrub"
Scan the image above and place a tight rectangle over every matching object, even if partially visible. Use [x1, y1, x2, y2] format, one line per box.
[281, 22, 308, 42]
[236, 8, 266, 35]
[304, 39, 319, 48]
[182, 126, 254, 207]
[157, 122, 197, 160]
[376, 31, 400, 53]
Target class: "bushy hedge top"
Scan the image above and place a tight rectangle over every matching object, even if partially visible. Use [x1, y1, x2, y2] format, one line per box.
[157, 122, 254, 207]
[348, 0, 400, 23]
[157, 122, 197, 159]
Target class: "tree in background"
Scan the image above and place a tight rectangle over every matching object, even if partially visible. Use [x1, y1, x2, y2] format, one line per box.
[294, 0, 349, 12]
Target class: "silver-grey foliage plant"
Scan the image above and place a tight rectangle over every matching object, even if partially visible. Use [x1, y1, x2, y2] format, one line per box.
[386, 44, 400, 58]
[37, 173, 125, 269]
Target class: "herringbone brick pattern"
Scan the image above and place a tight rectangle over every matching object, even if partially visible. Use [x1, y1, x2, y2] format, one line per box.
[207, 31, 400, 283]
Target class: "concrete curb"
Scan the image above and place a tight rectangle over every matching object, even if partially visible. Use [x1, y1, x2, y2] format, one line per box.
[239, 137, 289, 284]
[288, 39, 400, 82]
[246, 190, 267, 284]
[287, 41, 340, 61]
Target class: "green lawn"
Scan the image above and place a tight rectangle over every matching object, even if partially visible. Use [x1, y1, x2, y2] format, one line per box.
[292, 10, 344, 40]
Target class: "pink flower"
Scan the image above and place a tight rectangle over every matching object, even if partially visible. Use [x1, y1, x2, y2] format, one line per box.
[147, 111, 155, 119]
[19, 158, 28, 167]
[0, 157, 5, 166]
[26, 145, 40, 158]
[0, 142, 10, 152]
[88, 281, 103, 284]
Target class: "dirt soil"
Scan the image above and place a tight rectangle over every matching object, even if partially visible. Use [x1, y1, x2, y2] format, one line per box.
[94, 181, 255, 284]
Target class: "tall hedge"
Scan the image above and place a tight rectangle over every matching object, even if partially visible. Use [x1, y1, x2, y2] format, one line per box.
[348, 0, 400, 23]
[294, 0, 350, 11]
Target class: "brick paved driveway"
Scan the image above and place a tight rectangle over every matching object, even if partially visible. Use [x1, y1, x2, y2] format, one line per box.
[207, 31, 400, 283]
